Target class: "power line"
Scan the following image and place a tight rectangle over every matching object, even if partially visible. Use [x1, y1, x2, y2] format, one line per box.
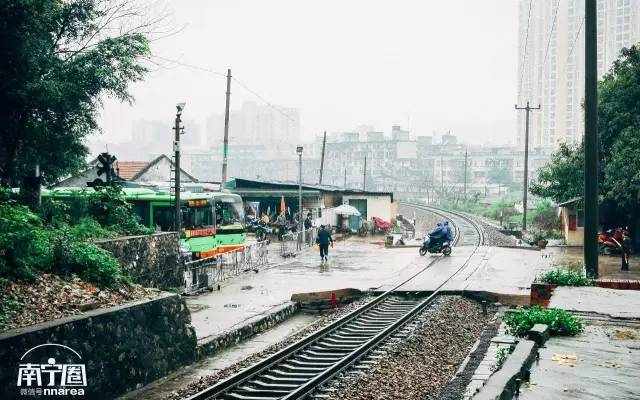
[151, 54, 297, 123]
[541, 0, 560, 69]
[152, 55, 227, 78]
[231, 76, 298, 123]
[567, 16, 584, 59]
[518, 0, 534, 97]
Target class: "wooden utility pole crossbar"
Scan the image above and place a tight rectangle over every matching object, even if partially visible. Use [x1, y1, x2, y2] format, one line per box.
[515, 101, 540, 232]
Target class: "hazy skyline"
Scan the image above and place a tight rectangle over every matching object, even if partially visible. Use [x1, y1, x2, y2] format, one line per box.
[97, 0, 520, 152]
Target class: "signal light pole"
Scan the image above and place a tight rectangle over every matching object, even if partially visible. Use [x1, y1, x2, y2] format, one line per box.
[515, 101, 540, 232]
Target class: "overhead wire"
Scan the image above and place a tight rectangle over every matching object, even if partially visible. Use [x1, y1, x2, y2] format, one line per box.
[151, 54, 297, 123]
[518, 0, 534, 97]
[541, 0, 560, 68]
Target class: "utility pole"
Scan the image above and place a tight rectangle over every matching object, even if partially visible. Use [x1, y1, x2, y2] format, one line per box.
[363, 155, 367, 191]
[174, 103, 186, 233]
[296, 146, 304, 244]
[344, 167, 347, 189]
[318, 131, 327, 185]
[463, 149, 468, 200]
[584, 0, 599, 278]
[440, 153, 444, 196]
[221, 68, 231, 187]
[515, 101, 541, 232]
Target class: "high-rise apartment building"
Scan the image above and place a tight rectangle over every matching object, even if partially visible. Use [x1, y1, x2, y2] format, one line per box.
[517, 0, 640, 148]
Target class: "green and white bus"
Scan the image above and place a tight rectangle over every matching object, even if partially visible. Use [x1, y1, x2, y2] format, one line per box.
[43, 187, 246, 259]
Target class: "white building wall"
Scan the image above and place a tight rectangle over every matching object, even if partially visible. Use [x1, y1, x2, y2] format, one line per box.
[342, 194, 393, 222]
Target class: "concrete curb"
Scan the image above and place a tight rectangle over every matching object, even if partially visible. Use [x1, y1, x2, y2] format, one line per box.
[472, 339, 538, 400]
[472, 324, 549, 400]
[196, 301, 299, 360]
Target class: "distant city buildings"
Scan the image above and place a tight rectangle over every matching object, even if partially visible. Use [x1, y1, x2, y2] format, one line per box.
[517, 0, 640, 148]
[213, 101, 301, 147]
[181, 123, 547, 202]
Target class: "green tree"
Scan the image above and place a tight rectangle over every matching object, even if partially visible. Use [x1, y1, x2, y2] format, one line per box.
[530, 45, 640, 224]
[529, 143, 584, 203]
[0, 0, 151, 186]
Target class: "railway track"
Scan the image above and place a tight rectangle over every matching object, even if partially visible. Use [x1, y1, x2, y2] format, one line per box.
[185, 207, 485, 400]
[400, 202, 485, 247]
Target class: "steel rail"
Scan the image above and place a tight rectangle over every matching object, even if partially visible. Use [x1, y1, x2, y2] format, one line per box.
[186, 206, 484, 400]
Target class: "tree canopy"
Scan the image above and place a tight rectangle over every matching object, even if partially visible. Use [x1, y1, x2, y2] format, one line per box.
[0, 0, 151, 186]
[530, 45, 640, 224]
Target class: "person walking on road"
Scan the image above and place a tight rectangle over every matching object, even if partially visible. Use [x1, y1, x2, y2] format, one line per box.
[316, 225, 334, 263]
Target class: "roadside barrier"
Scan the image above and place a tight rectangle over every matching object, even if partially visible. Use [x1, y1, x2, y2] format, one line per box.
[183, 241, 269, 294]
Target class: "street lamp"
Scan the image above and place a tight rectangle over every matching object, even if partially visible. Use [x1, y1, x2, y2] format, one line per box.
[297, 146, 304, 245]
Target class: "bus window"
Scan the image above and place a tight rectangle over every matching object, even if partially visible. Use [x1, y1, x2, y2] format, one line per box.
[153, 206, 175, 231]
[184, 205, 213, 228]
[215, 200, 244, 225]
[131, 201, 150, 227]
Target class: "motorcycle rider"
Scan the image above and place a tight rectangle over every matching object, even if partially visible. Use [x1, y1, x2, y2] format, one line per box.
[426, 221, 452, 248]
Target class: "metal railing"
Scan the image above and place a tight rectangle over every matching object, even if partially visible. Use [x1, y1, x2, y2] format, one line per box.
[280, 227, 318, 257]
[183, 241, 269, 294]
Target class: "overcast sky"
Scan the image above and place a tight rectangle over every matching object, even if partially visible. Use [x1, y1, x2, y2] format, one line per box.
[98, 0, 520, 147]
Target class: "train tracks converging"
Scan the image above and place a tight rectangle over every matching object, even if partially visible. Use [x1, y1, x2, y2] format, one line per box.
[401, 203, 485, 247]
[186, 206, 485, 400]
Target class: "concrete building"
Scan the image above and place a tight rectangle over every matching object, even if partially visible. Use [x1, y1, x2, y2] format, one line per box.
[558, 197, 584, 246]
[208, 101, 301, 147]
[223, 178, 395, 225]
[517, 0, 640, 148]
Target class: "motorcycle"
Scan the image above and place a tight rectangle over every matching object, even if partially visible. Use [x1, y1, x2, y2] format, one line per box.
[419, 235, 452, 256]
[245, 216, 273, 242]
[598, 227, 631, 255]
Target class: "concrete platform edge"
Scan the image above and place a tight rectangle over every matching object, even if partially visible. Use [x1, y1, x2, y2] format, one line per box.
[196, 301, 299, 360]
[472, 339, 538, 400]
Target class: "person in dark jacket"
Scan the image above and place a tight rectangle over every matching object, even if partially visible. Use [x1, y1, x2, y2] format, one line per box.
[316, 225, 334, 262]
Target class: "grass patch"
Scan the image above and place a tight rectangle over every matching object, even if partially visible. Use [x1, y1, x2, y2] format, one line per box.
[493, 346, 514, 371]
[503, 306, 583, 337]
[539, 268, 593, 286]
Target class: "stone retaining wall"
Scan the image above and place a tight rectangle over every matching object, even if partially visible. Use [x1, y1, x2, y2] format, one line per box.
[0, 293, 196, 400]
[95, 232, 183, 289]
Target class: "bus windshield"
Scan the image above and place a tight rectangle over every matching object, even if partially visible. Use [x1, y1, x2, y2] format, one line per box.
[184, 205, 214, 229]
[215, 198, 244, 226]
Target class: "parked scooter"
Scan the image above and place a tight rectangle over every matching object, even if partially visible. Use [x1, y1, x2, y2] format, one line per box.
[419, 235, 452, 256]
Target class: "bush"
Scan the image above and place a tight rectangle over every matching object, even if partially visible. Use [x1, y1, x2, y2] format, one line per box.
[0, 200, 126, 287]
[540, 268, 593, 286]
[0, 202, 54, 280]
[69, 217, 118, 241]
[531, 199, 561, 231]
[59, 241, 127, 287]
[87, 185, 153, 236]
[503, 306, 583, 337]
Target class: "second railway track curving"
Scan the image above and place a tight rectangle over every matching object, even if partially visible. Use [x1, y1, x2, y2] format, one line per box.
[186, 204, 485, 400]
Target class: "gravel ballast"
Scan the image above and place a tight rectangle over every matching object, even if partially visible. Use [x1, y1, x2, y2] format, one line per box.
[325, 296, 493, 400]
